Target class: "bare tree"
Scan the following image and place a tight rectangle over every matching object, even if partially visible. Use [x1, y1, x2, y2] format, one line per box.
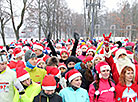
[0, 0, 11, 46]
[8, 0, 27, 40]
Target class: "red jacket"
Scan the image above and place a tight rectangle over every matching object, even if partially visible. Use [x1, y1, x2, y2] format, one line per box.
[115, 82, 138, 102]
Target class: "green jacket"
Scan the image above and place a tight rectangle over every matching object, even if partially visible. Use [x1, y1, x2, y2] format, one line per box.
[13, 81, 41, 102]
[25, 67, 47, 84]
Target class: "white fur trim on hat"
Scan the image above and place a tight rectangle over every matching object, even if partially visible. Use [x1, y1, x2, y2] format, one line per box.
[100, 65, 111, 72]
[87, 49, 96, 53]
[42, 86, 56, 90]
[56, 43, 62, 48]
[92, 54, 105, 63]
[55, 71, 61, 78]
[33, 44, 43, 51]
[115, 49, 127, 59]
[81, 45, 88, 50]
[58, 65, 67, 70]
[68, 73, 82, 82]
[18, 73, 30, 82]
[15, 51, 23, 58]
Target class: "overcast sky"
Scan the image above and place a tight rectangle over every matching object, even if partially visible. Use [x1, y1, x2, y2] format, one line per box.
[66, 0, 136, 13]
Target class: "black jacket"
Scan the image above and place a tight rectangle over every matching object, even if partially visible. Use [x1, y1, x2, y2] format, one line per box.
[33, 91, 62, 102]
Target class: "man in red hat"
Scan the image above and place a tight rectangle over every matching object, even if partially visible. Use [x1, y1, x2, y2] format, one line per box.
[33, 75, 62, 102]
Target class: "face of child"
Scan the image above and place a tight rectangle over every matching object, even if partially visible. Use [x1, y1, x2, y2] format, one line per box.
[38, 62, 45, 68]
[60, 67, 66, 73]
[61, 52, 68, 60]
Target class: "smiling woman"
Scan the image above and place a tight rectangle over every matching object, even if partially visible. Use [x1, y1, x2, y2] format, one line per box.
[115, 66, 138, 102]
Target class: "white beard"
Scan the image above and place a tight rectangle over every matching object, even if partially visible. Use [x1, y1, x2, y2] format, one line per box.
[116, 56, 133, 74]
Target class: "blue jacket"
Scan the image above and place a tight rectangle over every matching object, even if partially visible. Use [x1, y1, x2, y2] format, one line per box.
[59, 87, 90, 102]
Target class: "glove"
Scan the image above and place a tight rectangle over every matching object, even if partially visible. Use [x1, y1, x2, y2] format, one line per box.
[74, 32, 80, 40]
[47, 32, 52, 42]
[103, 32, 112, 47]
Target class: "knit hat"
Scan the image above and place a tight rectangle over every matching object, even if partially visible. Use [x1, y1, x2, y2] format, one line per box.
[42, 75, 56, 90]
[13, 48, 23, 58]
[95, 61, 111, 78]
[16, 68, 30, 81]
[65, 69, 82, 83]
[46, 66, 61, 77]
[58, 63, 67, 70]
[25, 50, 37, 62]
[33, 43, 44, 51]
[115, 48, 127, 59]
[66, 56, 77, 67]
[0, 55, 7, 63]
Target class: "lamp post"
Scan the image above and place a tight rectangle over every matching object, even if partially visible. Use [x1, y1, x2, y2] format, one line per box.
[86, 0, 101, 40]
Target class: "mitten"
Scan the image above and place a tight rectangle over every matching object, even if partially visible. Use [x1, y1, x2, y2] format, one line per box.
[47, 32, 52, 42]
[74, 32, 80, 40]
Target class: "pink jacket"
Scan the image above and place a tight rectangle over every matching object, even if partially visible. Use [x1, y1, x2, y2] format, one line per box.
[89, 78, 115, 102]
[77, 55, 86, 61]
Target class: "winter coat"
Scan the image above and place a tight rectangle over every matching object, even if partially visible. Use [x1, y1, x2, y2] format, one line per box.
[59, 87, 90, 102]
[0, 67, 17, 102]
[89, 78, 115, 102]
[25, 66, 47, 84]
[79, 69, 94, 92]
[33, 91, 62, 102]
[13, 81, 41, 102]
[77, 55, 86, 61]
[115, 82, 138, 102]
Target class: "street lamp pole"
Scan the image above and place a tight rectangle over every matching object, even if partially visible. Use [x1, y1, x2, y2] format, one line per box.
[86, 0, 100, 40]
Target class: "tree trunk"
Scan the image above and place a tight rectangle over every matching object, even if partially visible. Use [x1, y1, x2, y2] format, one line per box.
[1, 19, 6, 46]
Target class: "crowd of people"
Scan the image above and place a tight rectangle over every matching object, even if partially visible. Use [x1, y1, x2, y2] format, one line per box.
[0, 32, 138, 102]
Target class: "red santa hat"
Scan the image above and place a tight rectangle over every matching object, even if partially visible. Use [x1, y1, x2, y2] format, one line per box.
[13, 48, 23, 58]
[92, 54, 105, 63]
[60, 49, 69, 57]
[87, 46, 96, 53]
[56, 43, 62, 48]
[0, 46, 4, 51]
[15, 43, 23, 49]
[65, 69, 82, 83]
[85, 56, 93, 63]
[16, 68, 30, 81]
[95, 61, 111, 78]
[58, 63, 67, 70]
[110, 46, 118, 53]
[42, 75, 56, 90]
[46, 66, 61, 77]
[80, 44, 88, 50]
[33, 43, 44, 51]
[8, 49, 13, 53]
[45, 47, 51, 54]
[115, 48, 127, 59]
